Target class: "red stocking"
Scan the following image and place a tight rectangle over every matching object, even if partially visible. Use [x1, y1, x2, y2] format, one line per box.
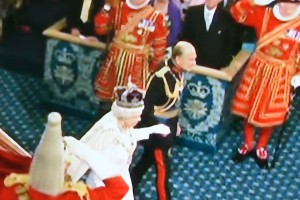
[244, 121, 255, 149]
[257, 127, 274, 149]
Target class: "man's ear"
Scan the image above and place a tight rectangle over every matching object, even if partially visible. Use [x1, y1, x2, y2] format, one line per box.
[175, 56, 180, 65]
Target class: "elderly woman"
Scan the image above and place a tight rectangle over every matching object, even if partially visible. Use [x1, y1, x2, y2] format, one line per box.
[67, 82, 170, 200]
[93, 0, 168, 101]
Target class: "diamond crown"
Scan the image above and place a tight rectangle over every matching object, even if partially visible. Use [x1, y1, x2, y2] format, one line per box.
[114, 78, 145, 108]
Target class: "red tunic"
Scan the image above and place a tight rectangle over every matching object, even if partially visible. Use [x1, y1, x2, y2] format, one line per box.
[0, 149, 129, 200]
[94, 2, 168, 100]
[231, 1, 300, 127]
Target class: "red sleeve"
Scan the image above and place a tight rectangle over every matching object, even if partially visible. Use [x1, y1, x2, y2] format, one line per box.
[94, 10, 111, 35]
[0, 149, 31, 187]
[94, 3, 118, 36]
[149, 13, 168, 72]
[89, 176, 129, 200]
[230, 0, 265, 28]
[28, 187, 81, 200]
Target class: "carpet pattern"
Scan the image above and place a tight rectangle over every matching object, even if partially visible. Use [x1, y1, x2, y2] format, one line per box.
[0, 67, 92, 154]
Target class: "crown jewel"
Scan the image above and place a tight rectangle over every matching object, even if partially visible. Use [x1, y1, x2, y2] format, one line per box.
[114, 77, 145, 108]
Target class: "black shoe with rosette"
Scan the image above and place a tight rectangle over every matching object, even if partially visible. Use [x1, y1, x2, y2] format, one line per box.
[254, 148, 269, 169]
[232, 144, 254, 163]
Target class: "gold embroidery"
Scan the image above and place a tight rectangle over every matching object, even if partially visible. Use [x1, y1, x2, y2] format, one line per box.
[4, 173, 91, 200]
[64, 181, 90, 200]
[233, 51, 294, 127]
[4, 174, 30, 200]
[272, 39, 281, 46]
[265, 47, 283, 58]
[151, 62, 184, 114]
[119, 34, 137, 43]
[257, 15, 300, 50]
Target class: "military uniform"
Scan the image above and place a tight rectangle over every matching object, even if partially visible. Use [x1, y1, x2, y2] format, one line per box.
[131, 59, 184, 200]
[231, 0, 300, 168]
[231, 0, 300, 127]
[94, 1, 168, 100]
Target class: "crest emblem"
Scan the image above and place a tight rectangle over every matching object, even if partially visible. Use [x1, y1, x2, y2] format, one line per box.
[50, 42, 78, 94]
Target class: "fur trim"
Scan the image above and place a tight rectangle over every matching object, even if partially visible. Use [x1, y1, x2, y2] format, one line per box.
[111, 102, 144, 118]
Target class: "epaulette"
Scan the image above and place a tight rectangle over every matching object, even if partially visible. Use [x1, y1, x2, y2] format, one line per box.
[155, 60, 171, 78]
[155, 65, 170, 78]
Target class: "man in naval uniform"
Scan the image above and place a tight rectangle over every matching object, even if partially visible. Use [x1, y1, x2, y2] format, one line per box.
[130, 41, 197, 200]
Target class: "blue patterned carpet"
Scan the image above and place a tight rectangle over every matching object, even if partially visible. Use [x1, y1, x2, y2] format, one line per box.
[0, 67, 300, 200]
[0, 67, 91, 153]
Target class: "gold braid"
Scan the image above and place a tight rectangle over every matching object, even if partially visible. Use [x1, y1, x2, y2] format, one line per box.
[4, 173, 91, 200]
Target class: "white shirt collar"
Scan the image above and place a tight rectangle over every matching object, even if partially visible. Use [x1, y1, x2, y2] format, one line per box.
[204, 5, 217, 17]
[223, 0, 227, 7]
[273, 4, 300, 22]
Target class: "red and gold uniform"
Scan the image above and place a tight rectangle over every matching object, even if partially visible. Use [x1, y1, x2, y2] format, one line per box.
[94, 1, 168, 100]
[230, 0, 300, 168]
[0, 149, 129, 200]
[231, 0, 300, 127]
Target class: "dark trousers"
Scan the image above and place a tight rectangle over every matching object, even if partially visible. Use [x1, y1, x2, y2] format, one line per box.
[130, 117, 177, 200]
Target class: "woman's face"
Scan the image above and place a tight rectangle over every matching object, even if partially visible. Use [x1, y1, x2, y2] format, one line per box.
[119, 115, 141, 129]
[278, 3, 299, 16]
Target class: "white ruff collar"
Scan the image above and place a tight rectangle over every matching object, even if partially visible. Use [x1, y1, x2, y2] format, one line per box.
[273, 4, 300, 21]
[126, 0, 150, 10]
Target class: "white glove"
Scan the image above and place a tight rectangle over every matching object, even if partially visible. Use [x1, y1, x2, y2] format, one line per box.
[291, 75, 300, 88]
[151, 124, 171, 135]
[254, 0, 275, 6]
[63, 136, 120, 180]
[132, 124, 171, 141]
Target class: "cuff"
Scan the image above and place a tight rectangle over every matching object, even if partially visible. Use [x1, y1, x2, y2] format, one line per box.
[291, 75, 300, 88]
